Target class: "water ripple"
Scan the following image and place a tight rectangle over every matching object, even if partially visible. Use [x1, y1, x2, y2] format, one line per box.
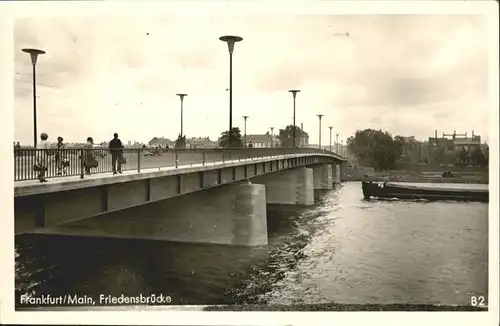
[15, 182, 488, 307]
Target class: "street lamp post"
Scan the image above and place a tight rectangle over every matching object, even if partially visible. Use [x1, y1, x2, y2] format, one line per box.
[288, 90, 300, 148]
[219, 35, 243, 147]
[270, 127, 274, 148]
[328, 126, 333, 152]
[317, 114, 324, 149]
[22, 48, 45, 147]
[336, 133, 339, 153]
[242, 115, 249, 146]
[176, 93, 187, 148]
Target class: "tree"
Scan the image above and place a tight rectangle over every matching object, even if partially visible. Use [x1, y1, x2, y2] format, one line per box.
[393, 135, 406, 162]
[174, 134, 186, 148]
[346, 129, 402, 171]
[278, 125, 308, 148]
[457, 148, 470, 164]
[218, 127, 243, 148]
[470, 146, 488, 167]
[483, 144, 489, 166]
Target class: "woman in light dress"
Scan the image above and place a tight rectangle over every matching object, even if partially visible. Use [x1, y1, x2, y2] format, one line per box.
[82, 137, 98, 175]
[55, 136, 68, 175]
[35, 132, 51, 182]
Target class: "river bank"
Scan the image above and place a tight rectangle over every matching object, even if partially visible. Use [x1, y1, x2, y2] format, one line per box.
[363, 176, 489, 184]
[343, 171, 488, 184]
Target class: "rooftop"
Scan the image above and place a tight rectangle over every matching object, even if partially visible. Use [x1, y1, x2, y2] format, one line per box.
[246, 134, 275, 143]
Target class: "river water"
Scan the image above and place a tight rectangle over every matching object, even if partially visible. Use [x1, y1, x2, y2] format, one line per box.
[15, 182, 488, 307]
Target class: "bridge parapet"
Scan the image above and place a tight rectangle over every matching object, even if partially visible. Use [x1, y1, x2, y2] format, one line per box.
[14, 147, 346, 182]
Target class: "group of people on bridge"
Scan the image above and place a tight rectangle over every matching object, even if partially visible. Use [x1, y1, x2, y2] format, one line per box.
[24, 132, 126, 183]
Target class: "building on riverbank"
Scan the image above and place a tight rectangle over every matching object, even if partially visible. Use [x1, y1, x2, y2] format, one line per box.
[396, 136, 429, 163]
[186, 137, 218, 148]
[245, 133, 281, 148]
[393, 130, 483, 166]
[147, 136, 218, 148]
[427, 130, 482, 164]
[148, 137, 175, 148]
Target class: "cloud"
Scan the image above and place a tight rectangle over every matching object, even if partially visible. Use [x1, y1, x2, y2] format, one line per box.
[254, 15, 488, 110]
[13, 14, 491, 145]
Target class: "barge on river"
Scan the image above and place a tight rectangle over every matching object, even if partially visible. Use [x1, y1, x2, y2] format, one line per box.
[361, 181, 488, 202]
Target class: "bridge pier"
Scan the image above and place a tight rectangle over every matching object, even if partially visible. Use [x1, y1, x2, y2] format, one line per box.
[30, 183, 269, 247]
[333, 163, 341, 184]
[252, 167, 314, 205]
[310, 164, 333, 190]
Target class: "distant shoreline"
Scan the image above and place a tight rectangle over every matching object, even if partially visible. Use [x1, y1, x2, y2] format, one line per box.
[344, 173, 489, 184]
[364, 177, 489, 184]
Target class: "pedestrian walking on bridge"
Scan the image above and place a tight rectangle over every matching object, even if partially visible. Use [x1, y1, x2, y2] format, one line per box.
[83, 137, 98, 175]
[55, 136, 68, 175]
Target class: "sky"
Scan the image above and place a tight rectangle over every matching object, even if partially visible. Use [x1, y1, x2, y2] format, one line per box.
[13, 13, 490, 145]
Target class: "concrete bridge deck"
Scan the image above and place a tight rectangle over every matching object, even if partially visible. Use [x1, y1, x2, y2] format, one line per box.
[15, 150, 346, 246]
[14, 147, 345, 183]
[14, 155, 282, 194]
[15, 153, 343, 197]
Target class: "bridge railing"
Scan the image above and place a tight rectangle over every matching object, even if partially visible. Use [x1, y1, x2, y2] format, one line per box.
[13, 147, 344, 182]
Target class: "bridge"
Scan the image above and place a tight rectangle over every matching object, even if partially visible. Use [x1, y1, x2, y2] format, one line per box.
[14, 147, 347, 246]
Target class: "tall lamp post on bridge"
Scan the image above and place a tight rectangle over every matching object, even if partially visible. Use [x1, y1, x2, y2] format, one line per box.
[288, 89, 300, 148]
[219, 35, 243, 147]
[22, 48, 45, 148]
[242, 115, 249, 146]
[328, 126, 333, 152]
[270, 127, 274, 148]
[176, 93, 187, 148]
[336, 133, 339, 153]
[317, 114, 324, 149]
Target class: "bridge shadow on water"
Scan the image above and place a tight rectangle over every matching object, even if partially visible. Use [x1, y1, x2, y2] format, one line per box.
[15, 188, 338, 307]
[15, 233, 270, 306]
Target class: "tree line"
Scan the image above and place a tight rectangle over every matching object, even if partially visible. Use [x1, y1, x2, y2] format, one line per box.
[162, 125, 309, 148]
[346, 128, 489, 171]
[217, 125, 309, 148]
[168, 127, 489, 172]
